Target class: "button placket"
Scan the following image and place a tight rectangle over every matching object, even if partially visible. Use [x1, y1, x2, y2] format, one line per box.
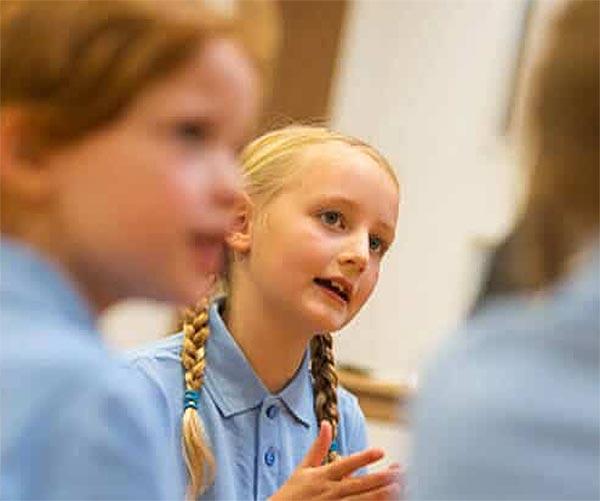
[264, 446, 277, 466]
[256, 398, 282, 499]
[266, 404, 279, 419]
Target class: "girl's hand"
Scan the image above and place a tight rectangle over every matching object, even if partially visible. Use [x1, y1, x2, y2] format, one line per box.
[269, 421, 403, 500]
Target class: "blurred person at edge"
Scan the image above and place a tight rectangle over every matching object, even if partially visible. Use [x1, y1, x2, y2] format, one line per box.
[410, 1, 599, 500]
[0, 1, 278, 499]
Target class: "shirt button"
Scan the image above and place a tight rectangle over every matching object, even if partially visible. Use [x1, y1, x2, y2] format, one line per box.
[264, 447, 276, 466]
[266, 404, 279, 419]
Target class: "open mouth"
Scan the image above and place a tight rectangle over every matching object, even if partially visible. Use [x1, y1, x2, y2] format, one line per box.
[313, 277, 350, 303]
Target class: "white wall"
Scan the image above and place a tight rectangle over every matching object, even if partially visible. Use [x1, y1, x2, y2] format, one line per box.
[330, 0, 529, 384]
[326, 0, 531, 464]
[101, 299, 175, 351]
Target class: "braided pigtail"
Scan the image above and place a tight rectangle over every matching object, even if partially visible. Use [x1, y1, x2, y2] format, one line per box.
[180, 300, 215, 499]
[310, 333, 339, 463]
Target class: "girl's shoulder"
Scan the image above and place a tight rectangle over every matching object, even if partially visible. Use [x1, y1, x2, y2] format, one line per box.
[337, 385, 365, 420]
[127, 331, 184, 365]
[336, 384, 366, 428]
[335, 385, 368, 457]
[336, 384, 360, 410]
[126, 332, 185, 398]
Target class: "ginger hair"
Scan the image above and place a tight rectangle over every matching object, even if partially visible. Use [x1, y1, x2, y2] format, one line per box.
[0, 0, 279, 232]
[179, 125, 398, 496]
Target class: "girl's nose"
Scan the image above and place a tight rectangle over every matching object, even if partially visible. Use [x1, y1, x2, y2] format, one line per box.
[337, 236, 369, 275]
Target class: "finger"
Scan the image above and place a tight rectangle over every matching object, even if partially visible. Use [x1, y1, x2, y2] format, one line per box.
[344, 481, 402, 501]
[345, 462, 402, 482]
[386, 464, 405, 483]
[387, 464, 405, 490]
[298, 421, 332, 468]
[325, 448, 385, 480]
[335, 469, 399, 498]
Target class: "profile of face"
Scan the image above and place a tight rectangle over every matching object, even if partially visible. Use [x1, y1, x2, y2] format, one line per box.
[28, 39, 260, 308]
[232, 141, 400, 335]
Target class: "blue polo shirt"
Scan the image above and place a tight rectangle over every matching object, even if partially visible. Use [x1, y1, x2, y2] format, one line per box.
[0, 238, 177, 500]
[128, 299, 368, 500]
[411, 247, 600, 500]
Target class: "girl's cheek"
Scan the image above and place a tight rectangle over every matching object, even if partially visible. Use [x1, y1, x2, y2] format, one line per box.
[361, 268, 380, 298]
[371, 265, 381, 283]
[307, 221, 341, 246]
[170, 166, 207, 201]
[290, 223, 325, 252]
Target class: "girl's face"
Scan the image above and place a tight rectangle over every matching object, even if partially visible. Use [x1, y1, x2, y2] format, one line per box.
[244, 141, 399, 335]
[41, 39, 259, 309]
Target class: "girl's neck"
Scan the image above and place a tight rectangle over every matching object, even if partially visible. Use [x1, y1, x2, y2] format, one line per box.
[224, 273, 312, 394]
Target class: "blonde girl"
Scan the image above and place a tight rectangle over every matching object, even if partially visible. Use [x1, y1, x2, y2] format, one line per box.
[0, 1, 276, 498]
[129, 125, 402, 500]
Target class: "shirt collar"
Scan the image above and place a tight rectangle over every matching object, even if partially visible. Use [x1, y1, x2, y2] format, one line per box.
[278, 352, 315, 428]
[0, 238, 96, 332]
[204, 298, 314, 427]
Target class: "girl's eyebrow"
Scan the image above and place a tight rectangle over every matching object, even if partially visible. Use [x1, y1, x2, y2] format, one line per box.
[313, 194, 358, 209]
[312, 194, 396, 238]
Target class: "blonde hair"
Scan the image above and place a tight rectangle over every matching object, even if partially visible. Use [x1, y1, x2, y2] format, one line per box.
[0, 0, 279, 230]
[240, 125, 399, 204]
[180, 299, 216, 498]
[180, 125, 399, 496]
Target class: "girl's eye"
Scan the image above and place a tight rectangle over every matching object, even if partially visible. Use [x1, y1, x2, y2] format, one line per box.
[320, 210, 344, 229]
[175, 121, 208, 142]
[369, 235, 385, 254]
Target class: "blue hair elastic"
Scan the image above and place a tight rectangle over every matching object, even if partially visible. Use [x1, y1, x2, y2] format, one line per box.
[183, 390, 200, 410]
[329, 439, 338, 454]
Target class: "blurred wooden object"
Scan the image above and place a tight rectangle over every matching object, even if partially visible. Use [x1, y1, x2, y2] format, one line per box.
[337, 369, 414, 424]
[259, 0, 349, 131]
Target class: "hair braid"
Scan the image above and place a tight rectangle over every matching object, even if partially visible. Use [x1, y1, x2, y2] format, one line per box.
[180, 299, 215, 499]
[310, 333, 339, 463]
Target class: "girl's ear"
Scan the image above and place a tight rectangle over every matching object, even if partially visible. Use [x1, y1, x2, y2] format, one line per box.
[226, 192, 253, 254]
[0, 108, 52, 204]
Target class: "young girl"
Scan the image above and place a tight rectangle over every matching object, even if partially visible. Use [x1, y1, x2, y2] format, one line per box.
[0, 1, 276, 498]
[129, 125, 402, 500]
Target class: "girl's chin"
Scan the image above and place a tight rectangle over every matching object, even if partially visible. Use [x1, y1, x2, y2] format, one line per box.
[302, 307, 349, 334]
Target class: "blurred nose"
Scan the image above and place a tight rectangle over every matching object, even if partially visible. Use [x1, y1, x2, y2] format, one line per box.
[337, 233, 369, 276]
[209, 149, 243, 210]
